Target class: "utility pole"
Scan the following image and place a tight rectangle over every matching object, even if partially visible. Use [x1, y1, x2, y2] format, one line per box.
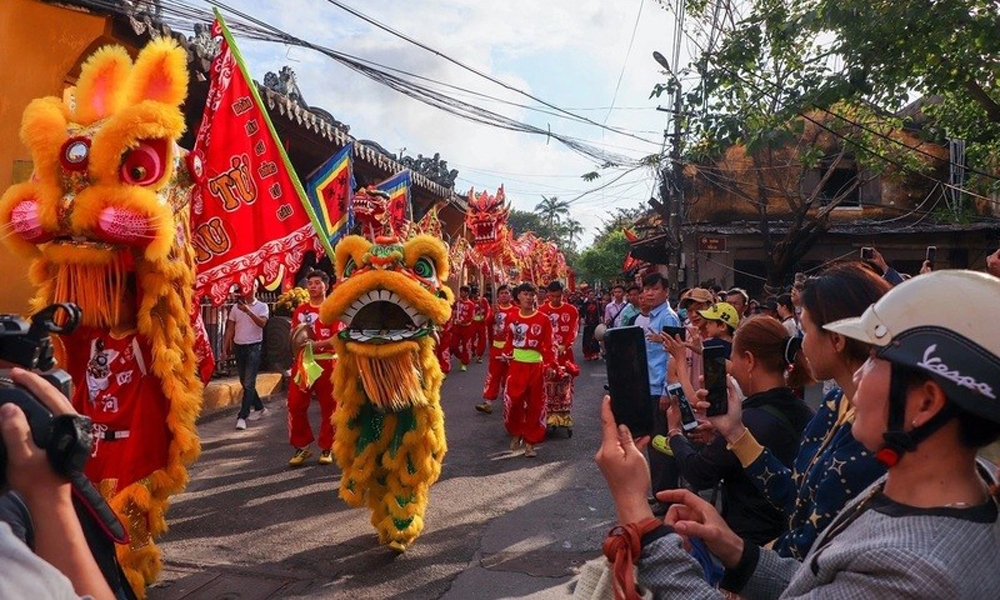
[668, 76, 684, 293]
[653, 51, 685, 294]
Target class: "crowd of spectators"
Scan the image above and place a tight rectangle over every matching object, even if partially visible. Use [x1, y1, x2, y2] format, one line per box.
[588, 247, 1000, 598]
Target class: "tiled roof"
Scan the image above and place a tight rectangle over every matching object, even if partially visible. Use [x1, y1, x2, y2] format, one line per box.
[685, 220, 1000, 236]
[48, 1, 464, 206]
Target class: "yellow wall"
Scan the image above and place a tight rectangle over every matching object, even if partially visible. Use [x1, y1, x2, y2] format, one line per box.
[0, 0, 108, 314]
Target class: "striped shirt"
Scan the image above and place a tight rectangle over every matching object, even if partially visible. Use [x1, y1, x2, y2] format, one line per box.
[637, 463, 1000, 599]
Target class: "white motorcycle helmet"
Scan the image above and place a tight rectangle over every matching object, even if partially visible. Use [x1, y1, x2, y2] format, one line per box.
[594, 323, 608, 342]
[825, 270, 1000, 464]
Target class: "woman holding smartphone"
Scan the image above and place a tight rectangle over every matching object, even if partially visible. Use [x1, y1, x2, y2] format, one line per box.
[662, 316, 814, 546]
[706, 263, 890, 559]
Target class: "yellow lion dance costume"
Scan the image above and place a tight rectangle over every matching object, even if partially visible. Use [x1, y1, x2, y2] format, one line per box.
[0, 41, 201, 595]
[320, 234, 452, 551]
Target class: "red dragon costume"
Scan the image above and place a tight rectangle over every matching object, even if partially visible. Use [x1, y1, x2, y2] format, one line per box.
[464, 186, 569, 285]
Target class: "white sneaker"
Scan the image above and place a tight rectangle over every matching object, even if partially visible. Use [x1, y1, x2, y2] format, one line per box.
[248, 407, 270, 421]
[235, 418, 248, 430]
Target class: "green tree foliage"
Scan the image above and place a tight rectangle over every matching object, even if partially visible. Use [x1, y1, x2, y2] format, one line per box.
[651, 0, 939, 287]
[576, 230, 632, 285]
[508, 208, 543, 238]
[535, 195, 572, 234]
[807, 0, 1000, 194]
[593, 206, 648, 245]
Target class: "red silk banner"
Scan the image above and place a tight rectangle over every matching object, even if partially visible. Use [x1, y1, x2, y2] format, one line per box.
[190, 16, 322, 305]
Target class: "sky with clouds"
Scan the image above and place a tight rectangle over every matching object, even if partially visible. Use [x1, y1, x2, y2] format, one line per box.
[207, 0, 694, 246]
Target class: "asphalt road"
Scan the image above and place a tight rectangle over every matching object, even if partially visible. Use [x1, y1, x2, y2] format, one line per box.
[149, 346, 616, 600]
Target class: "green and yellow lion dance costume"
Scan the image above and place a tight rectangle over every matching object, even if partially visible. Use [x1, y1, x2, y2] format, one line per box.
[320, 234, 452, 551]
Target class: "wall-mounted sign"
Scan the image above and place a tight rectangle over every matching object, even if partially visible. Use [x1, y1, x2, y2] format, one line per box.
[698, 235, 727, 253]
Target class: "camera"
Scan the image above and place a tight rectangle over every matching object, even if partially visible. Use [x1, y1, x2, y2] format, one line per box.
[0, 303, 92, 487]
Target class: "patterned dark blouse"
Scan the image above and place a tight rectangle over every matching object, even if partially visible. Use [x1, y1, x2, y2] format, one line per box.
[740, 388, 886, 559]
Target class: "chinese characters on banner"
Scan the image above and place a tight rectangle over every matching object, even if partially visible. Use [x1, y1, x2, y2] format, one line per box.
[189, 14, 330, 305]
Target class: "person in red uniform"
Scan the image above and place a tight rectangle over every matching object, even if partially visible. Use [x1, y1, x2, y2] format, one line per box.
[435, 314, 453, 375]
[58, 284, 169, 499]
[66, 328, 170, 493]
[450, 285, 476, 371]
[476, 284, 514, 414]
[469, 285, 492, 364]
[501, 282, 555, 458]
[539, 280, 580, 429]
[286, 270, 342, 467]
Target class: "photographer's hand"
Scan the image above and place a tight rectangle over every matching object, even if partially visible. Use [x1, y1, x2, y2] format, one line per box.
[703, 376, 746, 443]
[872, 248, 889, 275]
[3, 369, 114, 600]
[987, 249, 1000, 278]
[595, 396, 655, 525]
[4, 369, 73, 497]
[660, 488, 744, 568]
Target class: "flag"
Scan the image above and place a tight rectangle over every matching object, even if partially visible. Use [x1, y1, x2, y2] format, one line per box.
[413, 202, 444, 238]
[189, 12, 329, 305]
[621, 227, 641, 273]
[306, 143, 354, 257]
[376, 170, 411, 236]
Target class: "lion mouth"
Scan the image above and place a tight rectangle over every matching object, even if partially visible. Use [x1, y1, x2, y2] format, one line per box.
[50, 236, 117, 251]
[353, 195, 380, 217]
[339, 289, 431, 343]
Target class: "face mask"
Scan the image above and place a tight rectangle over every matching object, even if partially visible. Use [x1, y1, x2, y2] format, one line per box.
[678, 308, 688, 321]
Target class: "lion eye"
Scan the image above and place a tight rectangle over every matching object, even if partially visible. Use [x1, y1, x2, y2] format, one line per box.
[343, 257, 357, 278]
[414, 257, 436, 280]
[120, 139, 168, 186]
[60, 138, 91, 171]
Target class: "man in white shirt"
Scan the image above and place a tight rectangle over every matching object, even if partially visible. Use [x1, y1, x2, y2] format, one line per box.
[224, 280, 270, 430]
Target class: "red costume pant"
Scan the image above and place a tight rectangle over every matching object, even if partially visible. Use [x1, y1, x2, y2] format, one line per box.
[503, 361, 547, 444]
[287, 361, 336, 450]
[471, 320, 489, 358]
[482, 345, 510, 401]
[450, 324, 474, 366]
[545, 348, 578, 416]
[437, 324, 453, 374]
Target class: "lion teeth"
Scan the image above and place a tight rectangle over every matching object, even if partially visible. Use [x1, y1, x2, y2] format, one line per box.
[338, 285, 438, 334]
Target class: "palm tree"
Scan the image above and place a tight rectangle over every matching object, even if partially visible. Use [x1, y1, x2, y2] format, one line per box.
[534, 195, 571, 238]
[561, 218, 584, 249]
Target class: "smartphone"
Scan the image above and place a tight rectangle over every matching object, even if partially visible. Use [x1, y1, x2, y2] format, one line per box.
[860, 247, 874, 260]
[926, 245, 937, 263]
[702, 345, 728, 417]
[667, 382, 699, 432]
[661, 325, 687, 341]
[604, 326, 653, 437]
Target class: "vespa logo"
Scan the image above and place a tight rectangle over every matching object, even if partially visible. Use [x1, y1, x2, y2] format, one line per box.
[917, 344, 996, 399]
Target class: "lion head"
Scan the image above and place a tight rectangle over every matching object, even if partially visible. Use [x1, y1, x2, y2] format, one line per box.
[351, 185, 390, 237]
[321, 234, 452, 411]
[0, 39, 198, 331]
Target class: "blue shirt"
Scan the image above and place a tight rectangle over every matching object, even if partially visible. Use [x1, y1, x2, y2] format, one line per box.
[645, 302, 680, 396]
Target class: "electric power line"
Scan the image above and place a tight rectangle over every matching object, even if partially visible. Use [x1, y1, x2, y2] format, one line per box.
[316, 0, 663, 147]
[604, 0, 646, 127]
